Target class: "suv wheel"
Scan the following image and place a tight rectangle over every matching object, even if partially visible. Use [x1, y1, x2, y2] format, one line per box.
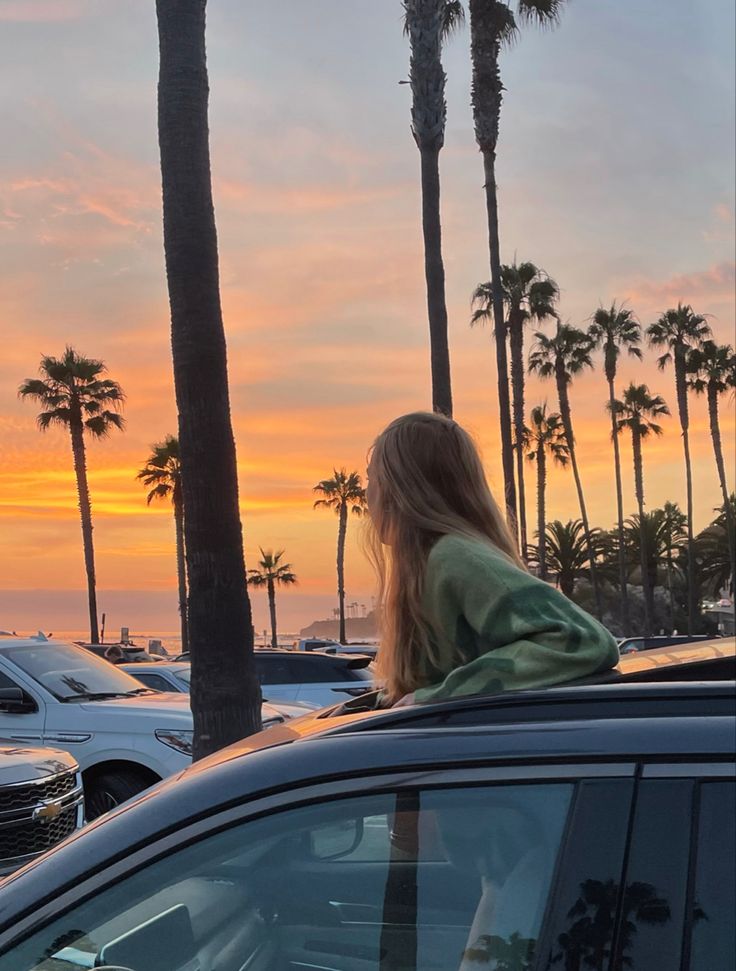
[85, 769, 151, 821]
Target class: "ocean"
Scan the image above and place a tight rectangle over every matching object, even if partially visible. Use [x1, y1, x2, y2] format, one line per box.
[33, 630, 301, 655]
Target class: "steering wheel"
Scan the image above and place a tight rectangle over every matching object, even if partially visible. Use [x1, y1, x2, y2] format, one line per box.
[95, 966, 136, 971]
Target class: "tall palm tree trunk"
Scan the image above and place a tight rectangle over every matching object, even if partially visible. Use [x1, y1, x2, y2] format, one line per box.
[483, 149, 517, 536]
[509, 314, 527, 556]
[156, 0, 261, 758]
[674, 356, 695, 634]
[336, 502, 348, 643]
[173, 488, 188, 655]
[536, 446, 547, 580]
[267, 578, 278, 649]
[69, 417, 100, 644]
[420, 145, 452, 416]
[607, 377, 630, 632]
[631, 430, 653, 637]
[468, 2, 516, 535]
[557, 381, 603, 618]
[707, 384, 736, 589]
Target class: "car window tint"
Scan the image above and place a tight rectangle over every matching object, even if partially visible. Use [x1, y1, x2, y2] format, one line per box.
[610, 779, 692, 971]
[0, 667, 21, 690]
[285, 656, 349, 683]
[4, 782, 573, 971]
[689, 781, 736, 971]
[253, 655, 293, 685]
[133, 673, 170, 692]
[537, 779, 634, 969]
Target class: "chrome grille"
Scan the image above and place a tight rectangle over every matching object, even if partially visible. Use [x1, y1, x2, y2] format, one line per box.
[0, 769, 77, 814]
[0, 803, 78, 860]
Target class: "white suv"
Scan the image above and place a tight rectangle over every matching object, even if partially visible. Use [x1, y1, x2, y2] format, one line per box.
[0, 635, 282, 819]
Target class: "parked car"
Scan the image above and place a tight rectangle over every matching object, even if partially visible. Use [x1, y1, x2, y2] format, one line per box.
[120, 661, 320, 714]
[174, 649, 374, 708]
[80, 643, 165, 664]
[0, 638, 733, 969]
[0, 744, 83, 877]
[291, 637, 340, 653]
[618, 633, 713, 655]
[0, 635, 288, 819]
[334, 642, 379, 659]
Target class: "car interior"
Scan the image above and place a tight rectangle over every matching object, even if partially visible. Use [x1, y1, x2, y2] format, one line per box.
[7, 783, 572, 971]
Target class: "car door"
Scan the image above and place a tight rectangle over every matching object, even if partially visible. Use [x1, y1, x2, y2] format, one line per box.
[610, 761, 736, 970]
[0, 658, 46, 745]
[0, 762, 635, 971]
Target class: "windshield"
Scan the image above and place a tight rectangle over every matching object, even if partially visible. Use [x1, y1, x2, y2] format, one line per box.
[3, 642, 150, 701]
[174, 667, 191, 687]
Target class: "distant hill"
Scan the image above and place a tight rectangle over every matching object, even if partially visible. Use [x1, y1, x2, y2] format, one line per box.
[300, 610, 378, 641]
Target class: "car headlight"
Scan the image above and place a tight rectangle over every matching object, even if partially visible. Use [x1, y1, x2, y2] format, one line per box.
[155, 729, 194, 755]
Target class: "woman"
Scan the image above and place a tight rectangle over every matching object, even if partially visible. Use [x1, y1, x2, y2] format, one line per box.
[366, 412, 618, 705]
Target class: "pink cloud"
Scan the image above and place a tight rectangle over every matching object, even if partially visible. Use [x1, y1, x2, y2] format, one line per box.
[622, 261, 735, 310]
[0, 0, 86, 21]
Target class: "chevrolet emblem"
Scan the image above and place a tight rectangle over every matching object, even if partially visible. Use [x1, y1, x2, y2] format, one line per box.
[33, 801, 63, 821]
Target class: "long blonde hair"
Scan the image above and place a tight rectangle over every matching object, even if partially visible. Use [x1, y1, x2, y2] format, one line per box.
[366, 412, 523, 702]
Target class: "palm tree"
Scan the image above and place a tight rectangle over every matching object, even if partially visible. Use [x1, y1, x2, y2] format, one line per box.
[687, 339, 736, 590]
[588, 303, 642, 634]
[19, 347, 125, 644]
[528, 323, 603, 618]
[472, 261, 559, 553]
[468, 0, 569, 530]
[611, 384, 670, 636]
[696, 496, 736, 598]
[403, 0, 465, 416]
[541, 519, 602, 600]
[525, 404, 569, 580]
[647, 304, 712, 634]
[313, 469, 367, 643]
[661, 501, 688, 630]
[248, 549, 297, 649]
[156, 0, 261, 757]
[137, 436, 188, 655]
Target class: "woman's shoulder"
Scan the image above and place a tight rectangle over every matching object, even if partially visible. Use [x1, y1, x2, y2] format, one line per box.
[428, 532, 519, 576]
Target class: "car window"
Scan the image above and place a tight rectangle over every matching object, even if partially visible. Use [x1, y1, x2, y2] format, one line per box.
[253, 654, 293, 685]
[174, 668, 190, 688]
[3, 782, 573, 971]
[0, 667, 22, 691]
[689, 781, 736, 970]
[133, 673, 171, 692]
[2, 643, 146, 700]
[611, 779, 692, 971]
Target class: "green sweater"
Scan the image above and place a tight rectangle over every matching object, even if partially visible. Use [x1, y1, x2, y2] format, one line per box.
[414, 534, 619, 702]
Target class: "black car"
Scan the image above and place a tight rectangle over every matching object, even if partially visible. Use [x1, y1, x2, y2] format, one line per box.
[0, 639, 733, 971]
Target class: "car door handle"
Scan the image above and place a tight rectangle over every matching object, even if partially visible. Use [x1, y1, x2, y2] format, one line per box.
[7, 733, 43, 741]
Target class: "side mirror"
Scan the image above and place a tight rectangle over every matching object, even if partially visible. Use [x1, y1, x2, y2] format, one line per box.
[0, 687, 37, 713]
[308, 817, 364, 860]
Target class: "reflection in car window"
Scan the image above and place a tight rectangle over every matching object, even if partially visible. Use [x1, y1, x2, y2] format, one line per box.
[3, 783, 572, 971]
[689, 781, 736, 970]
[610, 780, 690, 971]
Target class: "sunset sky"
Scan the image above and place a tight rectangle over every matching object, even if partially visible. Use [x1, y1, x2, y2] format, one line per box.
[1, 0, 734, 637]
